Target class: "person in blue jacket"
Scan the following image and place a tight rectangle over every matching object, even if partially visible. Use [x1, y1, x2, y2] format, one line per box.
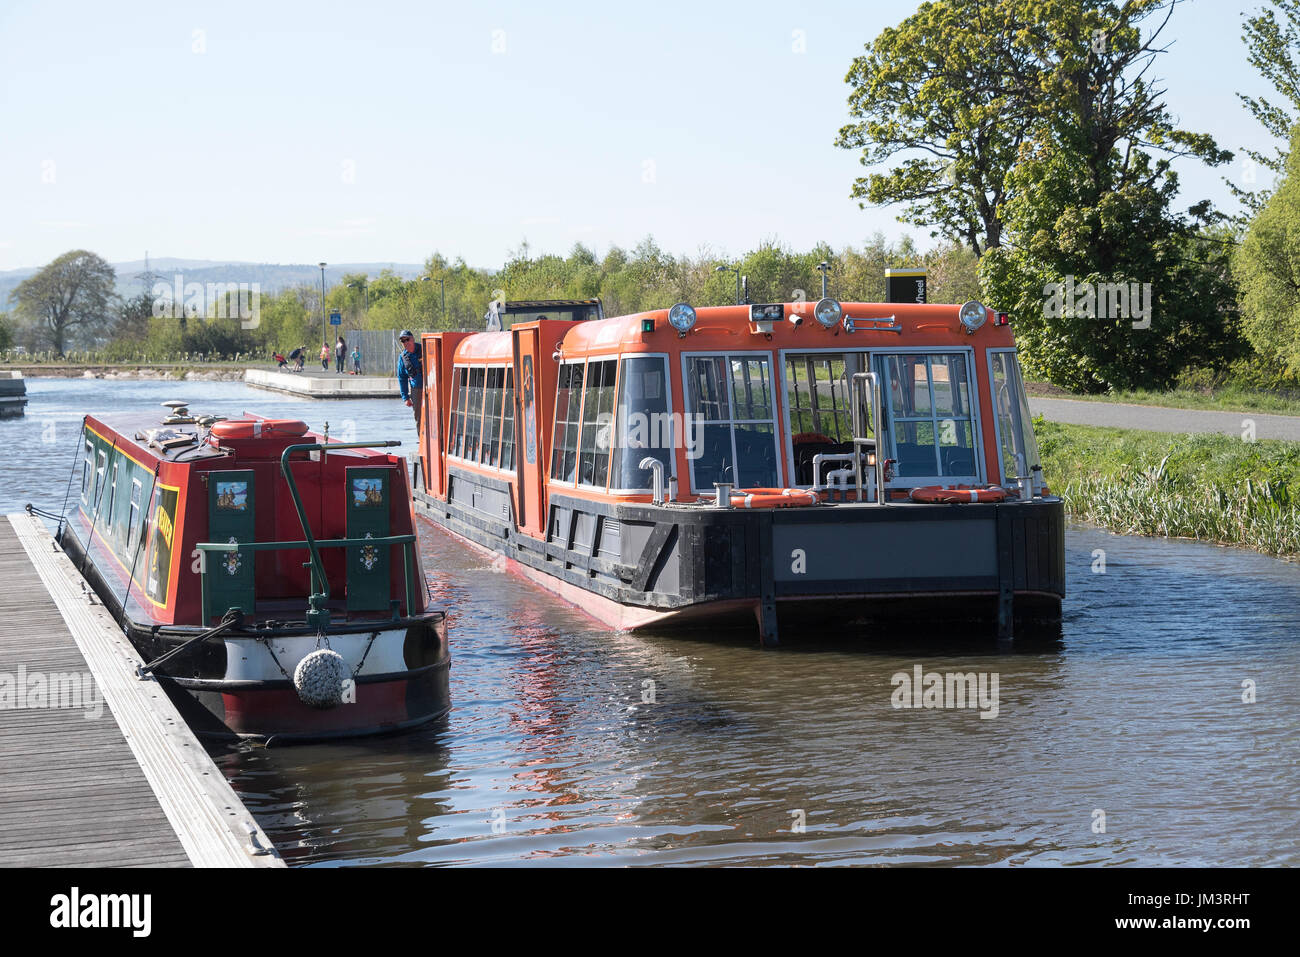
[397, 330, 424, 427]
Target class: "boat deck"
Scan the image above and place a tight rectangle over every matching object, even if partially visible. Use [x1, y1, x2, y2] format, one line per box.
[0, 513, 282, 867]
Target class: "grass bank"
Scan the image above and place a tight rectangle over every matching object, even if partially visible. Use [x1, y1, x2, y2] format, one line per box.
[1036, 419, 1300, 558]
[1026, 381, 1300, 417]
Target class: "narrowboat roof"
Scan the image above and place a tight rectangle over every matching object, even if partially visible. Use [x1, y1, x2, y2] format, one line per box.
[84, 412, 393, 466]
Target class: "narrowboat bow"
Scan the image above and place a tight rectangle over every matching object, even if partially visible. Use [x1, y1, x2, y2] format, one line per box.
[411, 296, 1064, 645]
[56, 406, 449, 742]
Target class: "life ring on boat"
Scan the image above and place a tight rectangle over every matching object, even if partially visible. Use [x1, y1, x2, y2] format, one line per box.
[730, 487, 819, 508]
[210, 418, 309, 440]
[909, 484, 1008, 504]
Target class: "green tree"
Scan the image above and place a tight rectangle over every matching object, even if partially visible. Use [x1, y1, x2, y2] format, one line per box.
[9, 250, 117, 355]
[1232, 1, 1300, 214]
[835, 0, 1035, 254]
[1235, 124, 1300, 373]
[980, 0, 1237, 392]
[0, 312, 12, 351]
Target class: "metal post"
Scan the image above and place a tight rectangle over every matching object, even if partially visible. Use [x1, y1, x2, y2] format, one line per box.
[319, 262, 327, 345]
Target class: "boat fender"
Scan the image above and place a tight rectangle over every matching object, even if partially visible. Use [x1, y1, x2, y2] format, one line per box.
[293, 648, 349, 708]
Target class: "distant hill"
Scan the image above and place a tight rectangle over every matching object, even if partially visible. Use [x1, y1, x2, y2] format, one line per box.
[0, 259, 428, 306]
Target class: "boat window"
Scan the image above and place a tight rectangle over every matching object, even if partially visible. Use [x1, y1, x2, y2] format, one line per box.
[500, 367, 516, 472]
[81, 438, 92, 502]
[611, 355, 671, 491]
[989, 350, 1041, 484]
[686, 354, 780, 491]
[786, 354, 854, 442]
[577, 359, 617, 488]
[448, 367, 468, 458]
[482, 366, 505, 468]
[877, 353, 979, 481]
[463, 367, 486, 463]
[94, 449, 107, 509]
[128, 477, 143, 550]
[106, 459, 119, 539]
[550, 362, 585, 482]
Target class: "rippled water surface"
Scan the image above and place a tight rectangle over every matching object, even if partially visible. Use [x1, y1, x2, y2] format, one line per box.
[4, 378, 1298, 866]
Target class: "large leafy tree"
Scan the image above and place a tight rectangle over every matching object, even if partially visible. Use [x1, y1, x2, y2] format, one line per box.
[1234, 123, 1300, 373]
[1231, 1, 1300, 214]
[9, 250, 117, 355]
[981, 0, 1239, 392]
[835, 0, 1036, 255]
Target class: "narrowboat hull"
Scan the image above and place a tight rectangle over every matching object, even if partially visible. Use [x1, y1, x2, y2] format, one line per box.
[413, 471, 1065, 642]
[58, 519, 450, 741]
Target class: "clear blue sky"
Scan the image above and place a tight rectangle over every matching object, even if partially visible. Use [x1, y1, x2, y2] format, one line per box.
[0, 0, 1282, 272]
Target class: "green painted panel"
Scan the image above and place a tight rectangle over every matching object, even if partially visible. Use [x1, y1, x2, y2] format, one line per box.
[346, 467, 391, 611]
[203, 470, 257, 622]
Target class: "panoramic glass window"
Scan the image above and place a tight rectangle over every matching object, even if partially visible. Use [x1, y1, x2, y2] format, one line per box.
[482, 366, 505, 468]
[577, 359, 616, 488]
[448, 367, 468, 458]
[877, 352, 978, 480]
[686, 354, 779, 490]
[612, 355, 671, 491]
[500, 367, 516, 472]
[786, 353, 854, 441]
[989, 350, 1042, 484]
[550, 361, 585, 482]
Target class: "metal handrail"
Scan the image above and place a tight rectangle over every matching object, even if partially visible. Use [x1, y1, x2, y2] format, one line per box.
[850, 372, 886, 505]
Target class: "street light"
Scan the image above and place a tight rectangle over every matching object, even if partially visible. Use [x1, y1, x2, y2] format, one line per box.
[318, 262, 327, 344]
[716, 264, 741, 306]
[348, 279, 368, 314]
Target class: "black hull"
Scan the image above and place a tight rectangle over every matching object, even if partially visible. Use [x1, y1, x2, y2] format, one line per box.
[415, 467, 1065, 644]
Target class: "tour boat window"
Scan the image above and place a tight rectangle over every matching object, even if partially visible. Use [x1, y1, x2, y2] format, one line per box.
[550, 361, 585, 482]
[877, 353, 979, 481]
[989, 350, 1041, 485]
[578, 359, 617, 489]
[106, 458, 119, 539]
[464, 367, 486, 463]
[500, 367, 516, 472]
[686, 354, 780, 491]
[786, 354, 853, 442]
[482, 366, 505, 468]
[611, 355, 671, 491]
[448, 367, 468, 458]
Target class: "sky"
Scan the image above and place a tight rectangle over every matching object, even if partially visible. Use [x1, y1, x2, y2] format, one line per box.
[0, 0, 1285, 273]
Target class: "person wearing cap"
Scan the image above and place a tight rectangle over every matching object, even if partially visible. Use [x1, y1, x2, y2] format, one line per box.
[396, 330, 424, 427]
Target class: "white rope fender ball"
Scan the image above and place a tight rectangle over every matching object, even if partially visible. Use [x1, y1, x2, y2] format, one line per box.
[293, 648, 348, 709]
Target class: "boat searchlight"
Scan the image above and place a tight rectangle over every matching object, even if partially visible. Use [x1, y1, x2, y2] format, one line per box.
[959, 300, 988, 334]
[814, 297, 843, 328]
[667, 302, 697, 336]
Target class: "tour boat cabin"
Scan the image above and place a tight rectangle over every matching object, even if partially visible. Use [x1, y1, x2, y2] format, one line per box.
[411, 297, 1063, 645]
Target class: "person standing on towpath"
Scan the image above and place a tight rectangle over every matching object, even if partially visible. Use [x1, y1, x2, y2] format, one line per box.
[397, 330, 423, 428]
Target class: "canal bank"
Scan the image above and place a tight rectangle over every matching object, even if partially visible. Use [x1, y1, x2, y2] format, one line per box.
[1037, 420, 1300, 557]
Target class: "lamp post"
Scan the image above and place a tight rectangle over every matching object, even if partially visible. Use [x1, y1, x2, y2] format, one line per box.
[318, 262, 327, 344]
[816, 260, 831, 299]
[348, 279, 368, 315]
[715, 264, 741, 306]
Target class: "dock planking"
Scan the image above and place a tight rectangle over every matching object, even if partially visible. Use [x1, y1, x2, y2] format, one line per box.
[0, 513, 283, 867]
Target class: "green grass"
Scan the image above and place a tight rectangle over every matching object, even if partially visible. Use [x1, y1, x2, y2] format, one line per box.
[1037, 419, 1300, 557]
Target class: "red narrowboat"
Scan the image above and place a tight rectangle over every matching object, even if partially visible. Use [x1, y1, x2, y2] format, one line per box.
[411, 296, 1063, 645]
[57, 406, 449, 742]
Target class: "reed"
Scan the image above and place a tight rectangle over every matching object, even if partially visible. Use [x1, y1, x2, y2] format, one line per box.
[1039, 420, 1300, 557]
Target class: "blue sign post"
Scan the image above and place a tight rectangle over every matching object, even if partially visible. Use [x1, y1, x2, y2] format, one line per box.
[329, 310, 341, 326]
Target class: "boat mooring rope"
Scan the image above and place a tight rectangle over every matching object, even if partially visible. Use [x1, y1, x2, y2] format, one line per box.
[137, 608, 244, 678]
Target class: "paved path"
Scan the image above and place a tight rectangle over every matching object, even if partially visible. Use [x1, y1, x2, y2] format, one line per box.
[1028, 397, 1300, 442]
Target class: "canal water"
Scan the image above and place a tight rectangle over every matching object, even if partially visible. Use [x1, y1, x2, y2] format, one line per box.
[3, 378, 1297, 866]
